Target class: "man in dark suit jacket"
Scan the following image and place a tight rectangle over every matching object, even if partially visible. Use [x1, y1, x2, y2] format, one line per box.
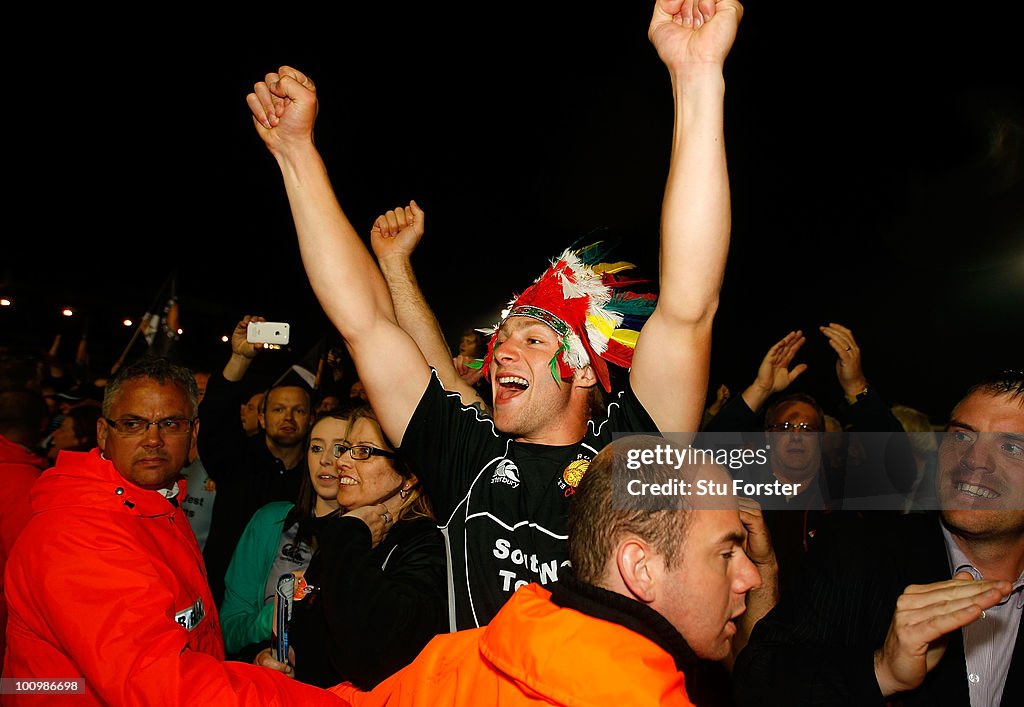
[734, 371, 1024, 706]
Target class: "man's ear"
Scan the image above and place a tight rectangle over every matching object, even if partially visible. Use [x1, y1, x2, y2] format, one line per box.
[616, 537, 660, 605]
[572, 365, 598, 390]
[96, 417, 109, 451]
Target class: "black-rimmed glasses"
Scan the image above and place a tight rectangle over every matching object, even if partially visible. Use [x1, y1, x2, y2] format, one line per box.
[331, 442, 397, 461]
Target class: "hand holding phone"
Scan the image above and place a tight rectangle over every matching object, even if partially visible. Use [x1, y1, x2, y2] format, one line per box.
[247, 321, 290, 346]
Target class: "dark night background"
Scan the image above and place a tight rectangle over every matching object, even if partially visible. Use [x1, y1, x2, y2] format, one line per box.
[3, 4, 1021, 422]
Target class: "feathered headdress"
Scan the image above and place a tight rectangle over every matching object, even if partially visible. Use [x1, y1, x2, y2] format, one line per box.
[479, 241, 657, 392]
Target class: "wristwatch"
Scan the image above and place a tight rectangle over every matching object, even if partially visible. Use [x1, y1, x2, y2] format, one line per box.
[845, 384, 869, 405]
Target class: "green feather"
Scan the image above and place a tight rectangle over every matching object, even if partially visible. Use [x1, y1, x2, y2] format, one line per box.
[549, 340, 568, 384]
[607, 293, 658, 315]
[574, 240, 616, 266]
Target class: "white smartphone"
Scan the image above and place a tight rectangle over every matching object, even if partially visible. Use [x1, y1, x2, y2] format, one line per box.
[246, 321, 290, 345]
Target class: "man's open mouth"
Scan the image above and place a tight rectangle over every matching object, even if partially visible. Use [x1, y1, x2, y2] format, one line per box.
[497, 376, 529, 390]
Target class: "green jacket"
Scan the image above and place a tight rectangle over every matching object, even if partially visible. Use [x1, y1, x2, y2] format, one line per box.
[220, 501, 294, 656]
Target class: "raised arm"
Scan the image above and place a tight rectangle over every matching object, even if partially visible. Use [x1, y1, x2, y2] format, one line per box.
[740, 330, 808, 414]
[196, 315, 265, 480]
[630, 0, 743, 432]
[369, 201, 489, 412]
[247, 67, 430, 444]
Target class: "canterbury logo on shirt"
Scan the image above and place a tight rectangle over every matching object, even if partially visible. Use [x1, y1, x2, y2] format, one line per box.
[174, 597, 206, 631]
[490, 459, 521, 488]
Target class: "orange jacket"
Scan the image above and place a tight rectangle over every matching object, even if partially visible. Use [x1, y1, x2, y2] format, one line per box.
[331, 582, 695, 707]
[0, 435, 46, 664]
[2, 450, 346, 706]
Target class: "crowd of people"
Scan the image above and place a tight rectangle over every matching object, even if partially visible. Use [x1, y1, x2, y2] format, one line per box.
[1, 2, 1021, 706]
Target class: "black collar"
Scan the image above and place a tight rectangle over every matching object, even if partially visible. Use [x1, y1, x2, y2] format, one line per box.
[550, 570, 737, 703]
[550, 570, 698, 673]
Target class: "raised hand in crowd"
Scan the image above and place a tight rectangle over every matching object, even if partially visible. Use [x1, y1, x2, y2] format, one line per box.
[452, 354, 486, 388]
[224, 314, 267, 380]
[247, 67, 319, 157]
[738, 323, 875, 415]
[708, 383, 731, 416]
[740, 330, 808, 413]
[369, 201, 425, 262]
[369, 201, 489, 413]
[819, 322, 869, 403]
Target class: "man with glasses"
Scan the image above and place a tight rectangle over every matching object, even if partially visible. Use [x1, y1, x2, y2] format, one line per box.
[761, 393, 830, 505]
[735, 371, 1024, 706]
[703, 325, 913, 594]
[2, 356, 345, 705]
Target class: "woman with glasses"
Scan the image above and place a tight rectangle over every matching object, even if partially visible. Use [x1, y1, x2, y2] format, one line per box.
[253, 403, 448, 690]
[220, 407, 353, 658]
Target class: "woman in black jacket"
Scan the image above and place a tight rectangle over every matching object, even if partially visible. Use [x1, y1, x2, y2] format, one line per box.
[255, 403, 448, 689]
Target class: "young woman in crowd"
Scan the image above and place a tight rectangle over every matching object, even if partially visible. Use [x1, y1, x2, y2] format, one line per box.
[254, 403, 448, 689]
[220, 407, 353, 656]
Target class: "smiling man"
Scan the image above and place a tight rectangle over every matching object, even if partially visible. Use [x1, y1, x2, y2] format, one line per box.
[2, 357, 345, 706]
[247, 0, 744, 629]
[734, 370, 1024, 706]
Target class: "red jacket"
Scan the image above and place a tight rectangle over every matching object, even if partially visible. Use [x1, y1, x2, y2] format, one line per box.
[331, 582, 696, 707]
[0, 435, 46, 664]
[2, 450, 346, 706]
